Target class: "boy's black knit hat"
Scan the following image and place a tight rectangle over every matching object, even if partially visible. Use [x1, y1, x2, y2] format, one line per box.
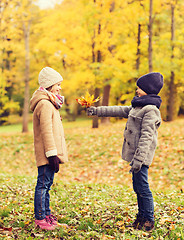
[136, 72, 164, 95]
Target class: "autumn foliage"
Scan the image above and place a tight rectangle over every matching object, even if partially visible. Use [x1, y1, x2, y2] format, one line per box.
[1, 0, 184, 128]
[76, 92, 100, 108]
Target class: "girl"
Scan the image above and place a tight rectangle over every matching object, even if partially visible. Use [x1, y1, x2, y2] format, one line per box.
[30, 67, 68, 230]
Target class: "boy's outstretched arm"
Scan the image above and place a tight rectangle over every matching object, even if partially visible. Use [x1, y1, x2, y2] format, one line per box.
[87, 106, 131, 118]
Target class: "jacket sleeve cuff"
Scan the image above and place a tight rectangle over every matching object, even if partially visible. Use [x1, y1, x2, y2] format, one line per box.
[46, 149, 57, 158]
[133, 148, 145, 162]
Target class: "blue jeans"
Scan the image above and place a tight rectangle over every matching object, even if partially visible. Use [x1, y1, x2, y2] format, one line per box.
[34, 165, 55, 220]
[132, 165, 154, 222]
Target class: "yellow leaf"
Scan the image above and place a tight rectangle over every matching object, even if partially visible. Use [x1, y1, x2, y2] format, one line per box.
[169, 224, 175, 230]
[76, 91, 100, 107]
[116, 221, 124, 227]
[159, 216, 172, 224]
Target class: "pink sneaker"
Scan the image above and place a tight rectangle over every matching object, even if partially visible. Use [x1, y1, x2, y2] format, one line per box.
[35, 218, 55, 230]
[46, 214, 58, 226]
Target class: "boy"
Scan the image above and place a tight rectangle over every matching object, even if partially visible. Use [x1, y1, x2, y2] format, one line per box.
[87, 72, 163, 231]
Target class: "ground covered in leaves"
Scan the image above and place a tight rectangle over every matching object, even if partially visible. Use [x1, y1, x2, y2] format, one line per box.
[0, 118, 184, 239]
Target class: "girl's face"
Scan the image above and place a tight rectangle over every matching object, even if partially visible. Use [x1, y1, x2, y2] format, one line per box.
[136, 87, 147, 97]
[50, 82, 62, 95]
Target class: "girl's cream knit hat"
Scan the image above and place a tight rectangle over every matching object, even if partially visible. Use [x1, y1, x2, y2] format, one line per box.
[38, 67, 63, 89]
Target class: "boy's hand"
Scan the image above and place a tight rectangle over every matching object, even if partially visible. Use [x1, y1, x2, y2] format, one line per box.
[86, 107, 97, 116]
[129, 159, 142, 173]
[48, 156, 60, 173]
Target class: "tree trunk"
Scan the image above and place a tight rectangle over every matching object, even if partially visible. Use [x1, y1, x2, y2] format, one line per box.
[167, 72, 177, 121]
[92, 46, 101, 128]
[148, 0, 153, 72]
[167, 4, 177, 121]
[101, 1, 114, 124]
[101, 84, 111, 124]
[136, 23, 141, 71]
[22, 21, 31, 132]
[92, 88, 100, 128]
[92, 8, 102, 128]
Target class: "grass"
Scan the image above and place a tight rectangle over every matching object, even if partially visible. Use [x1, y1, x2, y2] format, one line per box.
[0, 116, 92, 133]
[0, 117, 184, 239]
[0, 176, 183, 240]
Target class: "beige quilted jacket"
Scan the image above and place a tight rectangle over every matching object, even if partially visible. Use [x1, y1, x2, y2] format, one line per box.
[30, 90, 68, 167]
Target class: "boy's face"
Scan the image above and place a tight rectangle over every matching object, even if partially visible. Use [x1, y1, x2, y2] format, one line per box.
[50, 82, 62, 95]
[136, 87, 147, 97]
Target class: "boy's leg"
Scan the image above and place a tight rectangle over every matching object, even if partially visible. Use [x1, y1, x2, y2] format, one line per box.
[132, 176, 144, 218]
[132, 174, 145, 229]
[133, 165, 154, 223]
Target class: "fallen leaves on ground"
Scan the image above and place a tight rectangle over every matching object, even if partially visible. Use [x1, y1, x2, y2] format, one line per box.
[0, 118, 184, 239]
[0, 179, 183, 239]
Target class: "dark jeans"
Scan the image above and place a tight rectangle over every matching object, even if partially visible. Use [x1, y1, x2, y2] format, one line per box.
[34, 165, 55, 220]
[132, 165, 154, 222]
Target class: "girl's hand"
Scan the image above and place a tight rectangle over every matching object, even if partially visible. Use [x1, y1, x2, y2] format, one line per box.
[48, 156, 60, 173]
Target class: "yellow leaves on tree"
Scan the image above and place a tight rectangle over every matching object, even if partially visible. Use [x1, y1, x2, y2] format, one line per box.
[76, 92, 100, 108]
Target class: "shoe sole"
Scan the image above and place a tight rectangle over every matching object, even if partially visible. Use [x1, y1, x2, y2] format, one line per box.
[143, 226, 154, 232]
[35, 224, 55, 230]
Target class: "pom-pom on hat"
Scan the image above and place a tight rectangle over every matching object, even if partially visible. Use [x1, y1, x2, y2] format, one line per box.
[136, 72, 163, 95]
[38, 67, 63, 89]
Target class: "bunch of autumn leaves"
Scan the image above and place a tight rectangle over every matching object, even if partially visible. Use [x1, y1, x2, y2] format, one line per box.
[76, 92, 100, 108]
